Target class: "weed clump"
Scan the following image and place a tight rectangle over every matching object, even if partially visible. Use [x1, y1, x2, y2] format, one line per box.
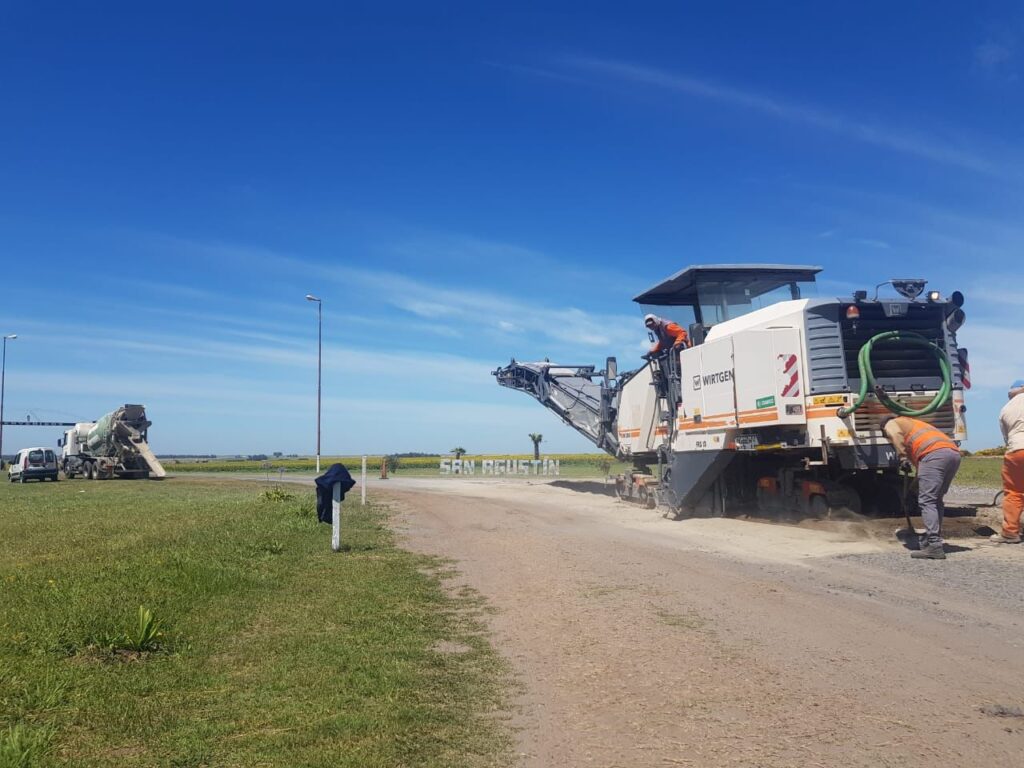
[73, 606, 166, 659]
[259, 487, 295, 503]
[0, 723, 55, 767]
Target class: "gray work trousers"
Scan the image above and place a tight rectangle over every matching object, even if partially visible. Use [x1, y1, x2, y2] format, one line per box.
[917, 449, 962, 544]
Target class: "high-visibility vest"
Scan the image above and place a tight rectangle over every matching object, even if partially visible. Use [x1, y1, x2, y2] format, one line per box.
[650, 319, 689, 353]
[903, 419, 958, 466]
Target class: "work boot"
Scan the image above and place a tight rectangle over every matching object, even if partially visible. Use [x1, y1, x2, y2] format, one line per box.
[989, 533, 1022, 544]
[911, 542, 946, 559]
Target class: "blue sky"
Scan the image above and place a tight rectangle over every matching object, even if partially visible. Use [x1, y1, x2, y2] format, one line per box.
[1, 1, 1022, 455]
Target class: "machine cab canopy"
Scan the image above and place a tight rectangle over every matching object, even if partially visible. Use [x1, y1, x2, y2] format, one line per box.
[633, 264, 821, 325]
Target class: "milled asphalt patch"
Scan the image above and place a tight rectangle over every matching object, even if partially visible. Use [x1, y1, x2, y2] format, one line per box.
[836, 547, 1024, 616]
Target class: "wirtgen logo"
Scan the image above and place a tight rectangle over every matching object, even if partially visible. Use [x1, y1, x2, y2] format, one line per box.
[702, 370, 734, 386]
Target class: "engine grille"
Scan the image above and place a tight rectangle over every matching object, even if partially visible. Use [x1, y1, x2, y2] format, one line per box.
[852, 396, 957, 436]
[840, 303, 948, 390]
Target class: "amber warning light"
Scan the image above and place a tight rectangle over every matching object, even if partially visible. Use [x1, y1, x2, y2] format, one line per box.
[845, 305, 861, 320]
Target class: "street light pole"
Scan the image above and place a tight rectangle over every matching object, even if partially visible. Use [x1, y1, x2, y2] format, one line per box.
[0, 334, 17, 469]
[305, 295, 322, 474]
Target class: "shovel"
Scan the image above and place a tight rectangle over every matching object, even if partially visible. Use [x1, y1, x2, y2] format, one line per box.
[899, 468, 926, 539]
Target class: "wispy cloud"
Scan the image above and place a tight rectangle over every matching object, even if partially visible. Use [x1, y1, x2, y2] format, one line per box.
[332, 265, 639, 348]
[0, 315, 495, 387]
[848, 237, 891, 250]
[975, 40, 1013, 71]
[957, 323, 1024, 391]
[386, 232, 642, 297]
[156, 236, 645, 351]
[974, 38, 1017, 81]
[553, 56, 1000, 175]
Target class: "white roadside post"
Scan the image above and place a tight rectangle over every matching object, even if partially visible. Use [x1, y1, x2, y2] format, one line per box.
[331, 482, 342, 552]
[361, 455, 367, 506]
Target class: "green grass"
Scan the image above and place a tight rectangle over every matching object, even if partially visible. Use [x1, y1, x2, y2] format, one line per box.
[0, 478, 510, 767]
[956, 456, 1003, 489]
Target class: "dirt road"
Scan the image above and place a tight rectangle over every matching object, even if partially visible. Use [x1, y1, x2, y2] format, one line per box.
[376, 477, 1024, 767]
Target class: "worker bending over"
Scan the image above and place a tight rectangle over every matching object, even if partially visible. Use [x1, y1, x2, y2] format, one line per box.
[991, 379, 1024, 544]
[880, 416, 961, 560]
[644, 314, 688, 357]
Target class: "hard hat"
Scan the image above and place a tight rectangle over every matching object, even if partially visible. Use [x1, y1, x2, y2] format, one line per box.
[643, 313, 657, 326]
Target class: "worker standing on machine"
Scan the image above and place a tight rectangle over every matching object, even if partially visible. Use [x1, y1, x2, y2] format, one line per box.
[880, 416, 962, 560]
[644, 314, 688, 357]
[990, 379, 1024, 544]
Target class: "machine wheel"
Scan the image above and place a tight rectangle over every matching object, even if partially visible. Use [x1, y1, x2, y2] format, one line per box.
[808, 494, 829, 519]
[638, 485, 657, 509]
[86, 463, 97, 480]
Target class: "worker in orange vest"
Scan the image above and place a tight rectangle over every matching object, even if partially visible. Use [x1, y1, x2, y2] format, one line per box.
[644, 314, 689, 357]
[991, 379, 1024, 544]
[880, 416, 962, 560]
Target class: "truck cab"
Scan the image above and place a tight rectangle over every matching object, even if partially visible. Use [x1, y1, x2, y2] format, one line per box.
[634, 264, 820, 347]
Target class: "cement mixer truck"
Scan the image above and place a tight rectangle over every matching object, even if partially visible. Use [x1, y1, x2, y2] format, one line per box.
[59, 404, 166, 480]
[495, 265, 968, 519]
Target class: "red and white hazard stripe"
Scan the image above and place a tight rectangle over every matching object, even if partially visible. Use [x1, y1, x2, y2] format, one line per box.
[779, 353, 801, 398]
[958, 348, 971, 390]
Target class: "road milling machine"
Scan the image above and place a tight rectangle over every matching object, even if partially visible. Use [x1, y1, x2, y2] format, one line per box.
[494, 265, 968, 518]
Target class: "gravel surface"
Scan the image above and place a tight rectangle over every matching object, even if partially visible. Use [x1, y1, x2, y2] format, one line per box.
[949, 484, 1006, 505]
[839, 545, 1024, 615]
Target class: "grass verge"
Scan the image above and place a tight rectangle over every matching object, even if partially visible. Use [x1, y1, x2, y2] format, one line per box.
[955, 456, 1002, 489]
[0, 478, 510, 767]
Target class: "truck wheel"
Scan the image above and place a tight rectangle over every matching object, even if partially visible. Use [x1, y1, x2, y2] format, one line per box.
[87, 463, 97, 480]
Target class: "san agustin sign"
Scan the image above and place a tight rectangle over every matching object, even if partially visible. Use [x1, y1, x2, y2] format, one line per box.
[439, 458, 560, 476]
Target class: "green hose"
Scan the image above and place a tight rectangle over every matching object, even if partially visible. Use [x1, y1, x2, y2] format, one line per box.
[837, 330, 952, 418]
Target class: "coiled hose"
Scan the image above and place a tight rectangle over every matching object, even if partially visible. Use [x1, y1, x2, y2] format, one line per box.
[837, 330, 952, 418]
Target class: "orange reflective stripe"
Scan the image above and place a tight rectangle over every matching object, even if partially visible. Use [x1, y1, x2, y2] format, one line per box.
[903, 421, 958, 464]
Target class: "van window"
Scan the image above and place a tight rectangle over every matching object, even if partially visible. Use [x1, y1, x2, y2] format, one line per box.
[28, 450, 44, 464]
[44, 450, 55, 463]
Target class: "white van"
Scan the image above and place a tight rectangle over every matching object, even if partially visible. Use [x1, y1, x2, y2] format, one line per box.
[8, 447, 60, 483]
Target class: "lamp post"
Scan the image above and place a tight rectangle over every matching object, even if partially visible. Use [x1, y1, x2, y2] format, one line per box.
[305, 295, 322, 474]
[0, 334, 16, 469]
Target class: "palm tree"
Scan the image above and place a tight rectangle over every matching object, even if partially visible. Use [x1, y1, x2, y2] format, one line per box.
[451, 447, 466, 460]
[528, 433, 543, 460]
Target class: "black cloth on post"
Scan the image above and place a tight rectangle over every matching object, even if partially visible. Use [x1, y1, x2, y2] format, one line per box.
[314, 463, 356, 524]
